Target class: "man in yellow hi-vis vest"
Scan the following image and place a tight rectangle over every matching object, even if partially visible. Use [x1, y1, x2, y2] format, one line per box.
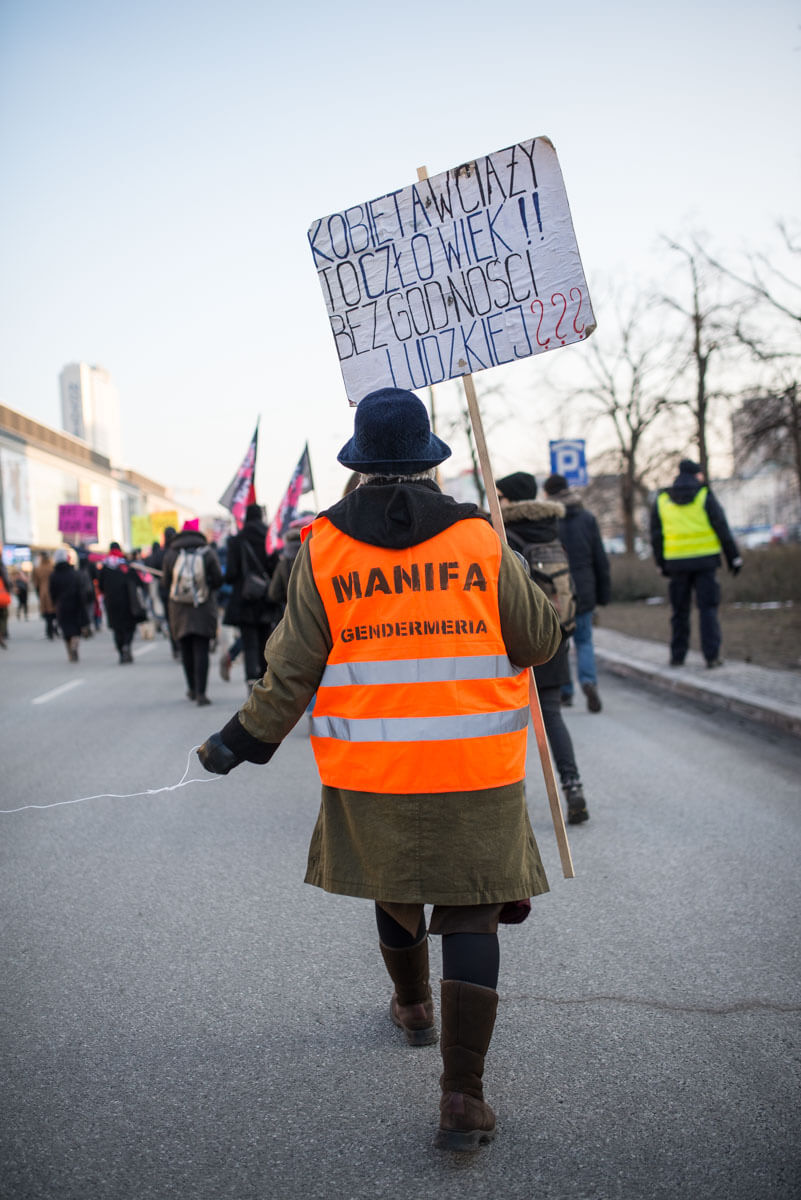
[650, 458, 743, 667]
[196, 388, 561, 1153]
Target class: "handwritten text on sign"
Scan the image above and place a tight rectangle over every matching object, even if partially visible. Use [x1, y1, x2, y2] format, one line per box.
[309, 137, 595, 403]
[58, 504, 98, 539]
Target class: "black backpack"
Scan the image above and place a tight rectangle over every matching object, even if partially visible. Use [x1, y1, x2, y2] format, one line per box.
[507, 529, 578, 637]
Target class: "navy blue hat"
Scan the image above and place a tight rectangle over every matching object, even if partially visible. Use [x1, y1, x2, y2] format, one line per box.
[337, 388, 451, 475]
[679, 458, 702, 475]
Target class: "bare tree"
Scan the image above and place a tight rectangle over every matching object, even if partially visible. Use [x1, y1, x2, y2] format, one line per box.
[570, 296, 677, 551]
[658, 238, 742, 477]
[701, 223, 801, 505]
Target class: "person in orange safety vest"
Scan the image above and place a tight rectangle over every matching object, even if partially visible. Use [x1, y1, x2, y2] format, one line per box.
[198, 387, 561, 1152]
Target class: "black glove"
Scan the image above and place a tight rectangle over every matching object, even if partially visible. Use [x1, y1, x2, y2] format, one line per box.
[197, 732, 242, 775]
[730, 557, 743, 576]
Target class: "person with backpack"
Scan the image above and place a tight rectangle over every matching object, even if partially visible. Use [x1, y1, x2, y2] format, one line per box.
[222, 503, 281, 692]
[542, 473, 611, 712]
[496, 472, 589, 826]
[162, 523, 223, 706]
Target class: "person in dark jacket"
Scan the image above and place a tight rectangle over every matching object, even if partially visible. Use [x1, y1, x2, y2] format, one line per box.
[197, 389, 562, 1153]
[98, 543, 140, 664]
[162, 525, 223, 705]
[48, 548, 88, 662]
[222, 503, 281, 690]
[650, 459, 742, 667]
[543, 473, 610, 712]
[496, 472, 589, 826]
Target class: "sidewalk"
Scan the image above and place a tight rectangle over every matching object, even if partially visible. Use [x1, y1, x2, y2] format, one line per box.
[593, 626, 801, 740]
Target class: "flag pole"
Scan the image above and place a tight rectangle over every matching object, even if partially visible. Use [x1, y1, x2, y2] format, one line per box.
[417, 164, 575, 880]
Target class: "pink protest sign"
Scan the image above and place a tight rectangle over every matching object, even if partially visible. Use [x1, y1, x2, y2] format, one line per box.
[58, 504, 99, 540]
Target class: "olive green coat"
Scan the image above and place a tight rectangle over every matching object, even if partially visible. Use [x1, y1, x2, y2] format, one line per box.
[237, 524, 561, 907]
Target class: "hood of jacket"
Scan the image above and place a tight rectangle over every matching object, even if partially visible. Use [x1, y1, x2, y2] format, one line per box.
[556, 489, 584, 517]
[322, 478, 487, 549]
[171, 529, 209, 551]
[501, 497, 565, 545]
[666, 470, 704, 505]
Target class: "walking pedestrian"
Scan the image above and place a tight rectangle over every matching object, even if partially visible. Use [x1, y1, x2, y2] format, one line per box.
[32, 551, 58, 640]
[98, 543, 140, 664]
[0, 557, 11, 648]
[496, 472, 590, 825]
[197, 387, 561, 1152]
[13, 571, 29, 620]
[222, 503, 280, 691]
[48, 548, 88, 662]
[650, 459, 743, 667]
[162, 523, 223, 705]
[543, 473, 610, 712]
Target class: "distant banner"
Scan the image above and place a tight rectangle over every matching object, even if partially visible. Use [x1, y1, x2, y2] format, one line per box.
[58, 504, 98, 540]
[150, 510, 179, 540]
[0, 448, 34, 544]
[131, 514, 155, 548]
[309, 136, 595, 403]
[219, 424, 259, 529]
[266, 445, 315, 553]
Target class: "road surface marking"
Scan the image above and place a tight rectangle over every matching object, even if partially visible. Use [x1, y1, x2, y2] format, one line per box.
[32, 679, 86, 705]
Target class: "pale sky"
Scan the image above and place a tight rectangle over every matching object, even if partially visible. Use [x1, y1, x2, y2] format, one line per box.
[1, 0, 799, 515]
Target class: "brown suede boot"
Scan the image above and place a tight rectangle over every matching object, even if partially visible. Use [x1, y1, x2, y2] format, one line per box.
[435, 979, 499, 1151]
[379, 938, 438, 1046]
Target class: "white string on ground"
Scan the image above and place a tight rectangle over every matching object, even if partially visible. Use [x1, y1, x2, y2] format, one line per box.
[0, 745, 222, 814]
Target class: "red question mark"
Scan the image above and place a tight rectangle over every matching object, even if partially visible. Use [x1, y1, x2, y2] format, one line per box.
[551, 292, 568, 343]
[529, 299, 550, 347]
[570, 287, 585, 336]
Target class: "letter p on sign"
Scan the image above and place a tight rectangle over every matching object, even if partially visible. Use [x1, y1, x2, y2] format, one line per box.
[549, 440, 587, 487]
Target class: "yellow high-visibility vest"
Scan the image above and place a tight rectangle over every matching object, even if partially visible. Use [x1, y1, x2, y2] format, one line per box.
[657, 487, 722, 559]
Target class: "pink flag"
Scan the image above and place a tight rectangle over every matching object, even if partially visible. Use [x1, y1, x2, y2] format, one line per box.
[266, 445, 315, 553]
[218, 423, 259, 529]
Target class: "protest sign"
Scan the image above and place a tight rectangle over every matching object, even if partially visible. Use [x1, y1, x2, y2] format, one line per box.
[150, 510, 179, 540]
[58, 504, 98, 541]
[309, 137, 595, 403]
[131, 514, 155, 548]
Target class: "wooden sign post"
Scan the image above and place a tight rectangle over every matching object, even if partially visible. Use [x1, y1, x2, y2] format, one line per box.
[415, 165, 574, 879]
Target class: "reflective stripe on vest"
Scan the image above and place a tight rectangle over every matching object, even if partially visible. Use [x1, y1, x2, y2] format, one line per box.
[307, 515, 529, 794]
[658, 488, 722, 559]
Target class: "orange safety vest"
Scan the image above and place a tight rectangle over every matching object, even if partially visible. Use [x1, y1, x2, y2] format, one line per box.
[305, 515, 530, 794]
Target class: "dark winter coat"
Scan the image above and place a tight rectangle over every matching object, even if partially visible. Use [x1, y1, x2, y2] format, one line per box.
[162, 530, 223, 641]
[553, 490, 610, 614]
[650, 469, 740, 574]
[501, 497, 569, 690]
[218, 479, 562, 906]
[48, 562, 88, 639]
[223, 518, 281, 628]
[267, 527, 304, 613]
[98, 554, 139, 632]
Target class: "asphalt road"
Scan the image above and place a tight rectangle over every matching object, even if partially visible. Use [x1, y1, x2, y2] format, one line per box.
[1, 616, 800, 1199]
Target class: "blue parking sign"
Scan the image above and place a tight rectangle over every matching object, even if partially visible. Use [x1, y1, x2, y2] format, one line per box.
[549, 439, 587, 486]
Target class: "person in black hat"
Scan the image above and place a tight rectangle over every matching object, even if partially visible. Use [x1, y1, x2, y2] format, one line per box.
[496, 471, 590, 824]
[195, 386, 562, 1152]
[543, 472, 610, 712]
[650, 458, 743, 667]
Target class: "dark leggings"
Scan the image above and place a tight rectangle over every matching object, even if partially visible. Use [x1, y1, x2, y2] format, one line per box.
[539, 684, 579, 783]
[375, 903, 499, 990]
[180, 634, 210, 696]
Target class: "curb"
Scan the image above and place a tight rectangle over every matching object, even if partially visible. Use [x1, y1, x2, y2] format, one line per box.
[595, 650, 801, 742]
